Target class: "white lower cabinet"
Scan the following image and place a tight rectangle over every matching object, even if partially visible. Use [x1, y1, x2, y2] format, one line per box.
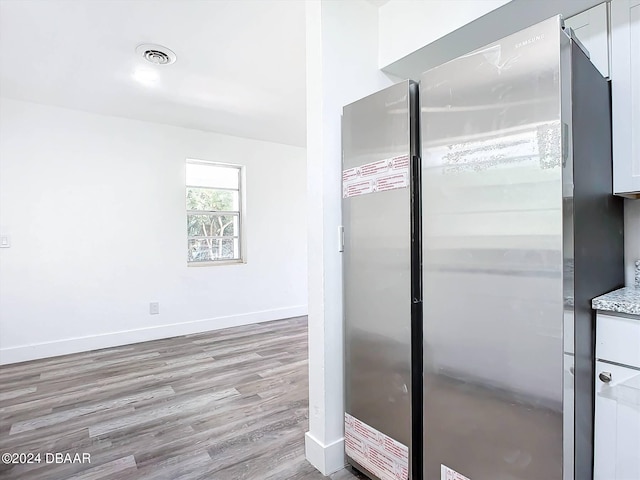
[594, 360, 640, 480]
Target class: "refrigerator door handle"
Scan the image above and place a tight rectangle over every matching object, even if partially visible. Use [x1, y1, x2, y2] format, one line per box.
[410, 154, 423, 304]
[562, 122, 570, 167]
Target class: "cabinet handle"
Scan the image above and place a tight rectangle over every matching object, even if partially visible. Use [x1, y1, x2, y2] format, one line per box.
[599, 371, 612, 383]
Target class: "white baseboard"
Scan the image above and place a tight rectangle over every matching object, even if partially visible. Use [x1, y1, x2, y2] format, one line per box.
[0, 305, 308, 365]
[305, 431, 346, 476]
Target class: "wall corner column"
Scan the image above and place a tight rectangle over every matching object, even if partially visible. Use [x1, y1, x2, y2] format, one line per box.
[304, 0, 394, 475]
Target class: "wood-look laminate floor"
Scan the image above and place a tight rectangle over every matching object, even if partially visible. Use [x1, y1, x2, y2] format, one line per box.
[0, 317, 365, 480]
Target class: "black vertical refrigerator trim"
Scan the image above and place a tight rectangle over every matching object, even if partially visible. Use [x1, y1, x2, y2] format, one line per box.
[409, 82, 423, 480]
[570, 40, 625, 480]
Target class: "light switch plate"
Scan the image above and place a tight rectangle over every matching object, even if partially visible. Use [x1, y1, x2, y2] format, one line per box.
[0, 235, 10, 248]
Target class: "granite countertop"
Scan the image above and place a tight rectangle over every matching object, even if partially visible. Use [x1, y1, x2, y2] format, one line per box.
[592, 287, 640, 316]
[592, 260, 640, 316]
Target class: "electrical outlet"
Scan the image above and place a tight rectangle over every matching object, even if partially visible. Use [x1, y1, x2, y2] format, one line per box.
[149, 302, 159, 315]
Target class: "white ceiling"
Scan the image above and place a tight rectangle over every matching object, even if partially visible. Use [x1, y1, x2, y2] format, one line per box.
[0, 0, 307, 147]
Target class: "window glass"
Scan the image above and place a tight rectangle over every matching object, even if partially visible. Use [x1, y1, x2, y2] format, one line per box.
[186, 160, 242, 264]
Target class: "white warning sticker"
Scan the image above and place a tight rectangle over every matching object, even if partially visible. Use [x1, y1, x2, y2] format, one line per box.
[441, 464, 471, 480]
[376, 173, 408, 192]
[343, 155, 410, 198]
[344, 179, 373, 198]
[345, 413, 408, 480]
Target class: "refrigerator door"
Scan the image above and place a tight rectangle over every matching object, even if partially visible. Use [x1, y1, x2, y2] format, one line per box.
[343, 80, 419, 480]
[420, 17, 565, 480]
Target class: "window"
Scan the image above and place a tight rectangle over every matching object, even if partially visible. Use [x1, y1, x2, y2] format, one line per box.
[186, 160, 244, 264]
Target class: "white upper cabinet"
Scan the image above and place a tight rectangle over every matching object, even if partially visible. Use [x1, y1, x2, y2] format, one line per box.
[611, 0, 640, 196]
[565, 3, 610, 78]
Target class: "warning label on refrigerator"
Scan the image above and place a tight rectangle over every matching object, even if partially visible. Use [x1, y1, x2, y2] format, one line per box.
[441, 464, 471, 480]
[344, 413, 408, 480]
[342, 154, 410, 198]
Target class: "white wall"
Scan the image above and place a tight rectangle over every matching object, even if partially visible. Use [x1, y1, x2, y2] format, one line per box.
[305, 0, 394, 475]
[0, 98, 308, 364]
[378, 0, 510, 67]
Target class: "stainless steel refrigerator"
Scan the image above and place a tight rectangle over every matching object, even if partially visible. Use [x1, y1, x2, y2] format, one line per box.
[342, 16, 624, 480]
[342, 80, 421, 480]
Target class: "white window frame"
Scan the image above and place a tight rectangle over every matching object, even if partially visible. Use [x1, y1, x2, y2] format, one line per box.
[186, 159, 246, 266]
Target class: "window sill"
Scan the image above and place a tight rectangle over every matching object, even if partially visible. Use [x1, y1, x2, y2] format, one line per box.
[187, 259, 245, 267]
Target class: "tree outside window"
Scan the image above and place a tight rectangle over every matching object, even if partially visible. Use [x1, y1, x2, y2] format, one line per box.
[186, 160, 243, 264]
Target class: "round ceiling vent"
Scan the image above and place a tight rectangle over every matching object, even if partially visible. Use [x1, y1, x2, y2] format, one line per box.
[136, 44, 176, 65]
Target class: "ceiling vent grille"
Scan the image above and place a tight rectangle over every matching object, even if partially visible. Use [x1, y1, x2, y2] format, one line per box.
[136, 44, 176, 65]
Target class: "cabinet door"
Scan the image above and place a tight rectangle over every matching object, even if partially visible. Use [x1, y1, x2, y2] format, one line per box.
[611, 0, 640, 196]
[594, 361, 640, 480]
[565, 2, 610, 77]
